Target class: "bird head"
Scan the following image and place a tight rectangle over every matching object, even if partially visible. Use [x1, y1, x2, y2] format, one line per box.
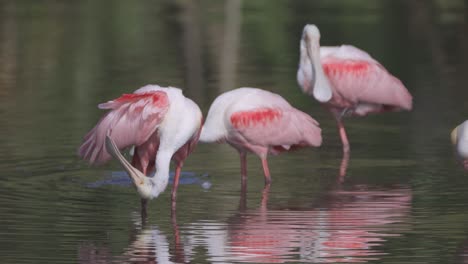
[298, 24, 332, 103]
[451, 125, 459, 145]
[135, 177, 162, 200]
[303, 24, 321, 41]
[298, 29, 315, 95]
[105, 135, 164, 200]
[451, 121, 468, 171]
[299, 24, 321, 58]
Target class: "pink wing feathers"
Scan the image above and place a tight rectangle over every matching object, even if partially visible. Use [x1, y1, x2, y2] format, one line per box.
[229, 107, 321, 154]
[79, 91, 169, 164]
[321, 45, 413, 111]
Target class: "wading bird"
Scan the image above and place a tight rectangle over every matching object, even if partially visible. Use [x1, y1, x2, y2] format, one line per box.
[200, 87, 322, 187]
[451, 120, 468, 170]
[297, 24, 413, 155]
[79, 85, 203, 213]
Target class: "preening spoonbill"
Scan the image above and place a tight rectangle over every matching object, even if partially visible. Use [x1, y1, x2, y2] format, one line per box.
[79, 84, 203, 212]
[200, 87, 322, 187]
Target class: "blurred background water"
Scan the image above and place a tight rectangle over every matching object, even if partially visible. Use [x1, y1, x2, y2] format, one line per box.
[0, 0, 468, 263]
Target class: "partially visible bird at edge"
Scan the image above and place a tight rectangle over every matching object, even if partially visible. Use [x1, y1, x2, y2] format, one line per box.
[452, 120, 468, 170]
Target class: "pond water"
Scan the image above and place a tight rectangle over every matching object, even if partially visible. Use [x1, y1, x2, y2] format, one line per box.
[1, 0, 468, 263]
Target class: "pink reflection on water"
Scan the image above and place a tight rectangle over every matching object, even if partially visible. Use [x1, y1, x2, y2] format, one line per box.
[227, 185, 412, 263]
[78, 185, 412, 263]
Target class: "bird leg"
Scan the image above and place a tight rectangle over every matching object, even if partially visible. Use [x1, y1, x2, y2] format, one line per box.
[238, 186, 247, 212]
[261, 157, 271, 186]
[240, 152, 248, 188]
[335, 116, 350, 154]
[131, 150, 147, 175]
[340, 108, 353, 118]
[141, 199, 148, 221]
[171, 164, 182, 209]
[339, 151, 350, 181]
[260, 184, 270, 210]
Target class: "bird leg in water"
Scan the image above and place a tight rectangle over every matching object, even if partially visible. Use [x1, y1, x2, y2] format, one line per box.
[141, 199, 148, 221]
[261, 157, 271, 185]
[334, 115, 350, 154]
[238, 185, 247, 211]
[171, 164, 182, 209]
[339, 151, 350, 181]
[240, 152, 247, 189]
[261, 184, 270, 210]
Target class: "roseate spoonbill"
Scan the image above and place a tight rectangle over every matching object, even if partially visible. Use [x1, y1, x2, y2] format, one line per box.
[451, 120, 468, 170]
[78, 85, 203, 212]
[200, 87, 322, 187]
[297, 24, 413, 154]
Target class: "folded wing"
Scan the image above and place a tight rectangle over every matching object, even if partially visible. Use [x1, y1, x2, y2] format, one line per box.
[79, 91, 169, 164]
[322, 45, 412, 110]
[229, 107, 322, 152]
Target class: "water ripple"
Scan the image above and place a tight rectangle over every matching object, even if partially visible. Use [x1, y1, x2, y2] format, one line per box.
[74, 185, 412, 264]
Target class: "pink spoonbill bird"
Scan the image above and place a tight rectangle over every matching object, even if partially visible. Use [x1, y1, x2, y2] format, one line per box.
[200, 87, 322, 187]
[297, 24, 413, 154]
[78, 84, 203, 213]
[451, 120, 468, 170]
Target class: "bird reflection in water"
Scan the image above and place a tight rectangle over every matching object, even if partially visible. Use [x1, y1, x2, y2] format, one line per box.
[226, 185, 411, 263]
[78, 212, 183, 264]
[78, 184, 411, 263]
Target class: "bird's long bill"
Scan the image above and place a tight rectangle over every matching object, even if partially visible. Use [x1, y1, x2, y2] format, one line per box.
[303, 36, 316, 90]
[105, 135, 145, 185]
[303, 25, 332, 103]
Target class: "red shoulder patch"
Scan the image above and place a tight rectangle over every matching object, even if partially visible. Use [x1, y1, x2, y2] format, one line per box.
[323, 60, 370, 76]
[115, 91, 168, 107]
[99, 91, 168, 110]
[230, 108, 282, 128]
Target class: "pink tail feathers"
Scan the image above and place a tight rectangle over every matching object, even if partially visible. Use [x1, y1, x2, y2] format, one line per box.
[294, 109, 322, 147]
[392, 77, 413, 111]
[399, 87, 413, 111]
